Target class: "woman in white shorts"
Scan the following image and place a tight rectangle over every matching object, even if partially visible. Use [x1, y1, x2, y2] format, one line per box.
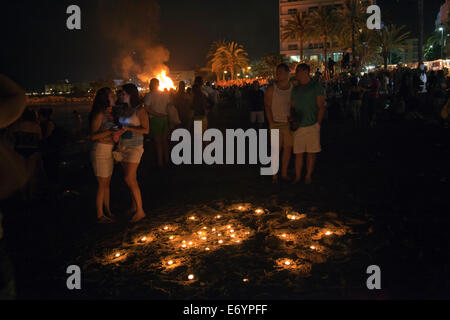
[116, 84, 150, 223]
[89, 88, 125, 224]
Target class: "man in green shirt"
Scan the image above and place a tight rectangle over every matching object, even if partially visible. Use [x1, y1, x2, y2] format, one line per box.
[291, 64, 326, 185]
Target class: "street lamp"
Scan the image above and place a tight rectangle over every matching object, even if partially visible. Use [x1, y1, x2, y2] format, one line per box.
[439, 27, 444, 59]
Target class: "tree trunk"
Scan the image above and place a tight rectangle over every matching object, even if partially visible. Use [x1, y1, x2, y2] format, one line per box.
[418, 0, 424, 64]
[299, 38, 304, 62]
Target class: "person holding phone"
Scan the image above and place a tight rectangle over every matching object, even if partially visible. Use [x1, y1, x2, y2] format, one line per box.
[89, 88, 125, 224]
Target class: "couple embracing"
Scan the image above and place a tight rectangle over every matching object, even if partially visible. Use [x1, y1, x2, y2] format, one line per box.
[265, 63, 326, 185]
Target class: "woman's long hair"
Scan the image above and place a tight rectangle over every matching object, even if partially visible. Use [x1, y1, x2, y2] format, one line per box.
[122, 84, 141, 108]
[89, 87, 111, 128]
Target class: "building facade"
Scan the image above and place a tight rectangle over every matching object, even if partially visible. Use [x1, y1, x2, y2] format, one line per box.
[279, 0, 373, 63]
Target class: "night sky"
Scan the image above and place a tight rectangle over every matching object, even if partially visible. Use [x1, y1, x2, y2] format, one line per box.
[0, 0, 445, 90]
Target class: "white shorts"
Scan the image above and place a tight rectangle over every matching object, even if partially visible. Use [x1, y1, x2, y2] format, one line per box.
[293, 123, 321, 154]
[91, 143, 114, 178]
[250, 111, 265, 124]
[114, 145, 144, 164]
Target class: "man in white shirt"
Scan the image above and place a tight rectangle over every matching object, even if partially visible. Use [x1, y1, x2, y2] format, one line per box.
[144, 78, 171, 168]
[264, 64, 294, 183]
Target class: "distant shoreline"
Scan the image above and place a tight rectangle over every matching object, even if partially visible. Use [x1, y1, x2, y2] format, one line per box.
[26, 96, 92, 106]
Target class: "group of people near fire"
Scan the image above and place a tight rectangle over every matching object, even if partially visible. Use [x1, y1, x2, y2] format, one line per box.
[84, 63, 325, 224]
[1, 61, 449, 226]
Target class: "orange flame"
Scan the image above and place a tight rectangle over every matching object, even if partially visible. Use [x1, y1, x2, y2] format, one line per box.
[155, 70, 176, 92]
[138, 68, 176, 92]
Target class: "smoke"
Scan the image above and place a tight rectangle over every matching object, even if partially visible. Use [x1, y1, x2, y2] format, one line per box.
[97, 0, 171, 81]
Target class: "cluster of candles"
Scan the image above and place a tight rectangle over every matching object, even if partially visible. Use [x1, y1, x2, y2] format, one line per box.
[106, 206, 343, 283]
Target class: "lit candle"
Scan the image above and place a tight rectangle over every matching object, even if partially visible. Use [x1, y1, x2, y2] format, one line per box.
[284, 260, 291, 266]
[189, 216, 196, 221]
[205, 247, 210, 251]
[231, 234, 236, 238]
[141, 236, 147, 242]
[230, 229, 235, 233]
[310, 246, 316, 250]
[325, 231, 332, 236]
[181, 244, 187, 248]
[212, 228, 216, 232]
[115, 253, 121, 258]
[188, 242, 193, 246]
[164, 226, 169, 230]
[169, 236, 174, 240]
[216, 215, 221, 219]
[168, 260, 174, 265]
[255, 209, 264, 215]
[188, 274, 195, 280]
[243, 278, 249, 282]
[281, 234, 287, 238]
[218, 240, 224, 244]
[227, 225, 232, 229]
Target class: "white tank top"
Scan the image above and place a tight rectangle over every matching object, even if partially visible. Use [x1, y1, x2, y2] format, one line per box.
[272, 83, 292, 123]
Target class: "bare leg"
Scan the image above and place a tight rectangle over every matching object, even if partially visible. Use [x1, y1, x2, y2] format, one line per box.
[96, 177, 110, 219]
[122, 162, 146, 223]
[103, 177, 112, 216]
[294, 153, 304, 184]
[305, 153, 317, 185]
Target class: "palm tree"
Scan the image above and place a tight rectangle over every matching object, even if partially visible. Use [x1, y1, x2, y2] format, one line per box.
[254, 54, 291, 78]
[307, 6, 339, 74]
[281, 11, 309, 61]
[373, 25, 411, 69]
[208, 41, 249, 80]
[338, 0, 368, 61]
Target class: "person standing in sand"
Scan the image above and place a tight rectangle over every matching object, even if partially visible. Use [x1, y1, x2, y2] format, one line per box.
[291, 63, 325, 185]
[265, 63, 294, 184]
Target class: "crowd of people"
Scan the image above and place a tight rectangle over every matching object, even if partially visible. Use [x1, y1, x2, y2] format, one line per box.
[1, 62, 449, 226]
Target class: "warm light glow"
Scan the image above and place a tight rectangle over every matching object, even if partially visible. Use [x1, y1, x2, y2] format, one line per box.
[141, 237, 147, 242]
[231, 234, 236, 238]
[218, 240, 224, 244]
[115, 253, 121, 258]
[216, 215, 222, 219]
[325, 231, 332, 236]
[168, 260, 174, 265]
[189, 216, 196, 220]
[202, 237, 207, 240]
[230, 230, 235, 233]
[169, 236, 174, 240]
[181, 244, 187, 248]
[164, 226, 169, 230]
[243, 278, 249, 282]
[285, 260, 291, 266]
[205, 247, 210, 251]
[156, 70, 176, 92]
[255, 209, 264, 215]
[188, 274, 195, 280]
[282, 234, 287, 238]
[310, 246, 316, 250]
